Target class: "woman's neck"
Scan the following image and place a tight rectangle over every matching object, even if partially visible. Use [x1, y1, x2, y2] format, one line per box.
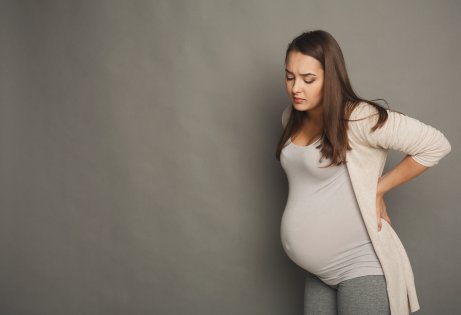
[306, 105, 324, 129]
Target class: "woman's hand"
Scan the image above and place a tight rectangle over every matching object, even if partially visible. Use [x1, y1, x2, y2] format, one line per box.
[376, 193, 391, 232]
[374, 156, 429, 233]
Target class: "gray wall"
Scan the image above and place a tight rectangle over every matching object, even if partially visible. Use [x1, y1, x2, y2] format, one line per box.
[1, 1, 459, 314]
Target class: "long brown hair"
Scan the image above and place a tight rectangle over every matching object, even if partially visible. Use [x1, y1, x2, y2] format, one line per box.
[275, 30, 401, 166]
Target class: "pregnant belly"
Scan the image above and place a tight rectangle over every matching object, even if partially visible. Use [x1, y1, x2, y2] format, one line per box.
[280, 203, 372, 275]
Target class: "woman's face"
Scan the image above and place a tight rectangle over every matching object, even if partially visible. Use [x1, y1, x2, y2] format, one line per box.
[285, 51, 324, 112]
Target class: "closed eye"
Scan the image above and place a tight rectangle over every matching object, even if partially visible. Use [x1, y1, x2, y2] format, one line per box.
[286, 77, 314, 84]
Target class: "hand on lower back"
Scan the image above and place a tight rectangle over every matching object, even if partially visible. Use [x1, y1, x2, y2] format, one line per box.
[376, 194, 392, 232]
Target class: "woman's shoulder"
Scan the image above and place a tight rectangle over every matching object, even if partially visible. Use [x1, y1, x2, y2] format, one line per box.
[348, 101, 381, 121]
[346, 101, 385, 143]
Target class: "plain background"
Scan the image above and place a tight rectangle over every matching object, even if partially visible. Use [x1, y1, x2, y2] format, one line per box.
[1, 1, 459, 314]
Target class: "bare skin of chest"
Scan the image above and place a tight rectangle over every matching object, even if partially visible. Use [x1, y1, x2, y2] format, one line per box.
[291, 123, 323, 147]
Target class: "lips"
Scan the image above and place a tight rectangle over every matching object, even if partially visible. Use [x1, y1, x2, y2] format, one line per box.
[293, 97, 305, 103]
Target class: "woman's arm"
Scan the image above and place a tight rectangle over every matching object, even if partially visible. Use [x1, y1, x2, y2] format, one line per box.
[349, 102, 452, 231]
[377, 154, 428, 196]
[375, 155, 428, 231]
[349, 102, 452, 168]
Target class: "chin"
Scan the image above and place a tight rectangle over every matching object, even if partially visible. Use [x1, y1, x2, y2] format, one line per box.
[293, 103, 310, 111]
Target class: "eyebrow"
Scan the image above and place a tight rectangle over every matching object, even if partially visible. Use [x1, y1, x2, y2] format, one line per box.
[285, 68, 317, 76]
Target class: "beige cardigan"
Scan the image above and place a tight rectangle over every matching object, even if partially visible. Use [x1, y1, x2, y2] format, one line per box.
[281, 101, 451, 314]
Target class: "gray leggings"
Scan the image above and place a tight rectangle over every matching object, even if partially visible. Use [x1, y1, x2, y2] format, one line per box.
[304, 272, 391, 315]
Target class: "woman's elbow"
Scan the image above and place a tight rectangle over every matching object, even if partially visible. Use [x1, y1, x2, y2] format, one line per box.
[431, 136, 452, 166]
[412, 136, 451, 167]
[440, 135, 452, 157]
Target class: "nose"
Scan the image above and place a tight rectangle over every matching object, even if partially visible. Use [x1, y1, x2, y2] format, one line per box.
[291, 79, 302, 94]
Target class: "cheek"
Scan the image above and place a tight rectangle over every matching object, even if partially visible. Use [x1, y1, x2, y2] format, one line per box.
[315, 84, 323, 97]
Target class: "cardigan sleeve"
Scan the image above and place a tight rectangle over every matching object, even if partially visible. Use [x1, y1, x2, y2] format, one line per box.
[348, 102, 452, 167]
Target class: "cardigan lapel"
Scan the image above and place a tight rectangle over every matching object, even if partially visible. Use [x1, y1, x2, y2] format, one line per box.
[345, 137, 420, 314]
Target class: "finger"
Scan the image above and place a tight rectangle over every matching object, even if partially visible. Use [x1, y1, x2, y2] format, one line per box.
[383, 215, 391, 225]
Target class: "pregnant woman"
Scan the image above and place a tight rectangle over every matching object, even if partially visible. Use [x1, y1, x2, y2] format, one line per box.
[275, 30, 451, 315]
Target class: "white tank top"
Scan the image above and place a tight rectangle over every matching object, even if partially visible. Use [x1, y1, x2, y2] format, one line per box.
[280, 136, 384, 286]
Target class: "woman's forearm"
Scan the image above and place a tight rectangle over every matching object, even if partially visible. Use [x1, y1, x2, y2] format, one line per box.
[377, 155, 429, 196]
